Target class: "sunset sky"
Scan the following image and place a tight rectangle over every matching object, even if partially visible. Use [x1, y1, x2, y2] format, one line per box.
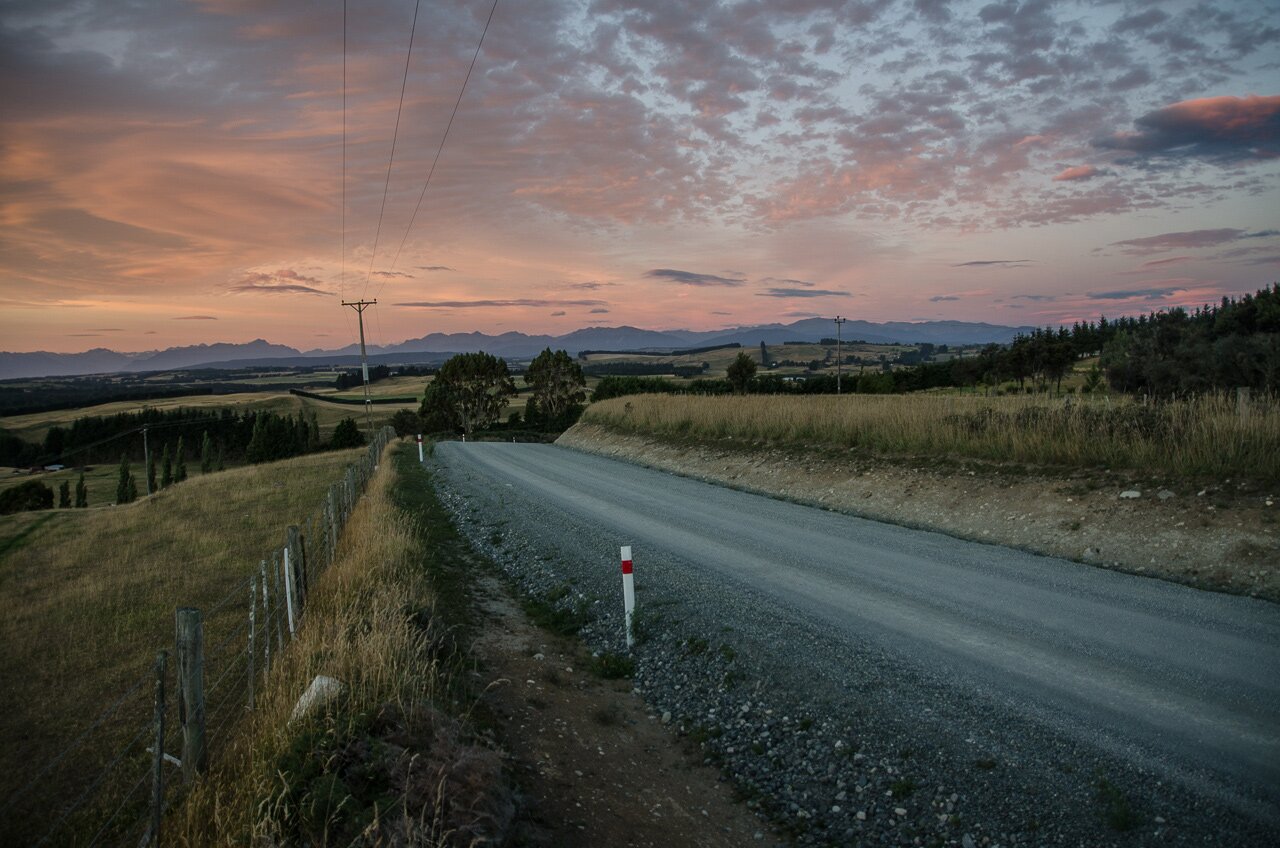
[1, 0, 1277, 354]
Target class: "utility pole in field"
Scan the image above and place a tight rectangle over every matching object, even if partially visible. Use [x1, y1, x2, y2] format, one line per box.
[341, 299, 377, 430]
[142, 425, 152, 496]
[834, 316, 847, 394]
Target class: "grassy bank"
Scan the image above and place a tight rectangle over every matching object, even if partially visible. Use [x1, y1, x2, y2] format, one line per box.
[0, 448, 362, 842]
[172, 444, 511, 845]
[580, 393, 1280, 480]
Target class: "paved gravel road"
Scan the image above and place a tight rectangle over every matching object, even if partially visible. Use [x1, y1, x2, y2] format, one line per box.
[434, 441, 1280, 846]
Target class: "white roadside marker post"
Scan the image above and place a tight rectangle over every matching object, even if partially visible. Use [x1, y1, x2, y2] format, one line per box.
[621, 545, 636, 650]
[416, 433, 424, 463]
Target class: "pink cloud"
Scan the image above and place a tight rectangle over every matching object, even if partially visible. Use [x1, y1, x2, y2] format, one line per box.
[1052, 165, 1102, 182]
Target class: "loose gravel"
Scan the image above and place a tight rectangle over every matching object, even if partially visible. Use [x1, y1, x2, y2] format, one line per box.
[431, 448, 1279, 847]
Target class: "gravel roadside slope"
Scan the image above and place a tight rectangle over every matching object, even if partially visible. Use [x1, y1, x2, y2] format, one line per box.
[432, 441, 1280, 847]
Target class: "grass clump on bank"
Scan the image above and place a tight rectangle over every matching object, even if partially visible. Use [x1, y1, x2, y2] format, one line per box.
[172, 444, 513, 845]
[580, 393, 1279, 480]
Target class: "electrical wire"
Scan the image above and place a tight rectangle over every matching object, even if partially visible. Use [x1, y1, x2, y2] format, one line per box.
[380, 0, 500, 295]
[361, 0, 423, 298]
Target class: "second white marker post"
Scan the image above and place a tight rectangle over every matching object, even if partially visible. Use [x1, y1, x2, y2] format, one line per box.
[621, 545, 636, 649]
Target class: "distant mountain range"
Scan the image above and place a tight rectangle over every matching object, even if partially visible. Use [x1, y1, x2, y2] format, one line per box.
[0, 318, 1037, 380]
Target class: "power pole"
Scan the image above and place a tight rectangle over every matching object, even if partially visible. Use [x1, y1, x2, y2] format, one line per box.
[341, 299, 377, 430]
[142, 425, 152, 496]
[834, 316, 847, 394]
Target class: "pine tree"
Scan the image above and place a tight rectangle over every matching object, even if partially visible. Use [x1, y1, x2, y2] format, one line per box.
[215, 445, 225, 472]
[75, 472, 88, 508]
[116, 454, 136, 505]
[147, 449, 157, 494]
[161, 444, 173, 488]
[175, 436, 187, 482]
[58, 480, 71, 508]
[200, 431, 213, 474]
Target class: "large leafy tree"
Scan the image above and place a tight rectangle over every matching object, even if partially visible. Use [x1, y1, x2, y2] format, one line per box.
[525, 348, 585, 424]
[425, 353, 516, 437]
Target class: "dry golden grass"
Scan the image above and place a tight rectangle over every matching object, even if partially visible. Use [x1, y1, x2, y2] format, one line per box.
[0, 448, 364, 841]
[171, 446, 509, 846]
[581, 392, 1280, 480]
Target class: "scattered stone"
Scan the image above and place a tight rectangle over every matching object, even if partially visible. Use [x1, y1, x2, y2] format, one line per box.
[1083, 547, 1102, 563]
[661, 710, 672, 724]
[894, 806, 907, 816]
[855, 811, 867, 821]
[962, 835, 976, 848]
[1158, 489, 1175, 500]
[1120, 490, 1141, 499]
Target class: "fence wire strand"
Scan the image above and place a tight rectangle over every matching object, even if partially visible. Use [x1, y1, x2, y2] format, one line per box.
[1, 668, 151, 817]
[35, 719, 152, 847]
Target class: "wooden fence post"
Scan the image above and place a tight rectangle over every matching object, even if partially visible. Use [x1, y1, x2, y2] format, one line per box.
[247, 577, 256, 711]
[150, 650, 167, 846]
[287, 526, 305, 610]
[175, 608, 206, 783]
[270, 552, 284, 651]
[327, 486, 338, 564]
[259, 560, 270, 675]
[282, 545, 297, 637]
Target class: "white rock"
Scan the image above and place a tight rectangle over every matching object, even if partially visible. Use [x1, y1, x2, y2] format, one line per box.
[855, 811, 866, 821]
[1083, 547, 1102, 562]
[661, 711, 672, 724]
[894, 807, 907, 816]
[1120, 490, 1141, 499]
[1158, 489, 1175, 500]
[290, 675, 345, 722]
[532, 652, 545, 660]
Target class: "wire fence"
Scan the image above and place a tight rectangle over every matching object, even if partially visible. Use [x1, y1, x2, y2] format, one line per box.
[3, 427, 395, 847]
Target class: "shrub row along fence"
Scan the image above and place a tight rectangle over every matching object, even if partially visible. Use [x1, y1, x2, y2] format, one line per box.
[4, 426, 396, 847]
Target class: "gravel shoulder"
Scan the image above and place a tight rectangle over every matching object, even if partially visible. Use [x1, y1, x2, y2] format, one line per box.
[558, 423, 1280, 603]
[432, 441, 1280, 848]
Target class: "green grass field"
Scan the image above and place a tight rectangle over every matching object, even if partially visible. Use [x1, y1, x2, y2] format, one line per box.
[0, 447, 366, 843]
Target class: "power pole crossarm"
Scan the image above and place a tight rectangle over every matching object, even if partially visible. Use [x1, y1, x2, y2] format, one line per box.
[341, 299, 377, 431]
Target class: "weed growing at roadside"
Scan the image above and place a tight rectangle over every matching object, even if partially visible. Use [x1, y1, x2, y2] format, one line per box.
[591, 651, 635, 679]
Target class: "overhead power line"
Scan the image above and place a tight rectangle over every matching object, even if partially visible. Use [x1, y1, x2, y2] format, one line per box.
[378, 0, 500, 296]
[362, 0, 423, 298]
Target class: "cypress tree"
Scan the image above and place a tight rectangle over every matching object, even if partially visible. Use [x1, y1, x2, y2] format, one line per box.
[175, 436, 187, 482]
[200, 431, 213, 474]
[75, 472, 87, 508]
[58, 480, 71, 508]
[215, 445, 225, 472]
[116, 454, 135, 505]
[161, 443, 172, 488]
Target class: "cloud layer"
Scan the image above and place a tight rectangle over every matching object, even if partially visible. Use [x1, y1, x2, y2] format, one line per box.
[0, 0, 1276, 350]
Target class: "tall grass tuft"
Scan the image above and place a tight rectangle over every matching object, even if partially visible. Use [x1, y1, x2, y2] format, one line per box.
[171, 447, 512, 846]
[580, 393, 1280, 480]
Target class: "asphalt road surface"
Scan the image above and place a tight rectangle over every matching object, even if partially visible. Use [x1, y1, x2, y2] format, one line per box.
[436, 441, 1280, 831]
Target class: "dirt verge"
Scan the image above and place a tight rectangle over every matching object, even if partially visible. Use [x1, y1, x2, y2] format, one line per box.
[470, 571, 779, 847]
[558, 423, 1279, 603]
